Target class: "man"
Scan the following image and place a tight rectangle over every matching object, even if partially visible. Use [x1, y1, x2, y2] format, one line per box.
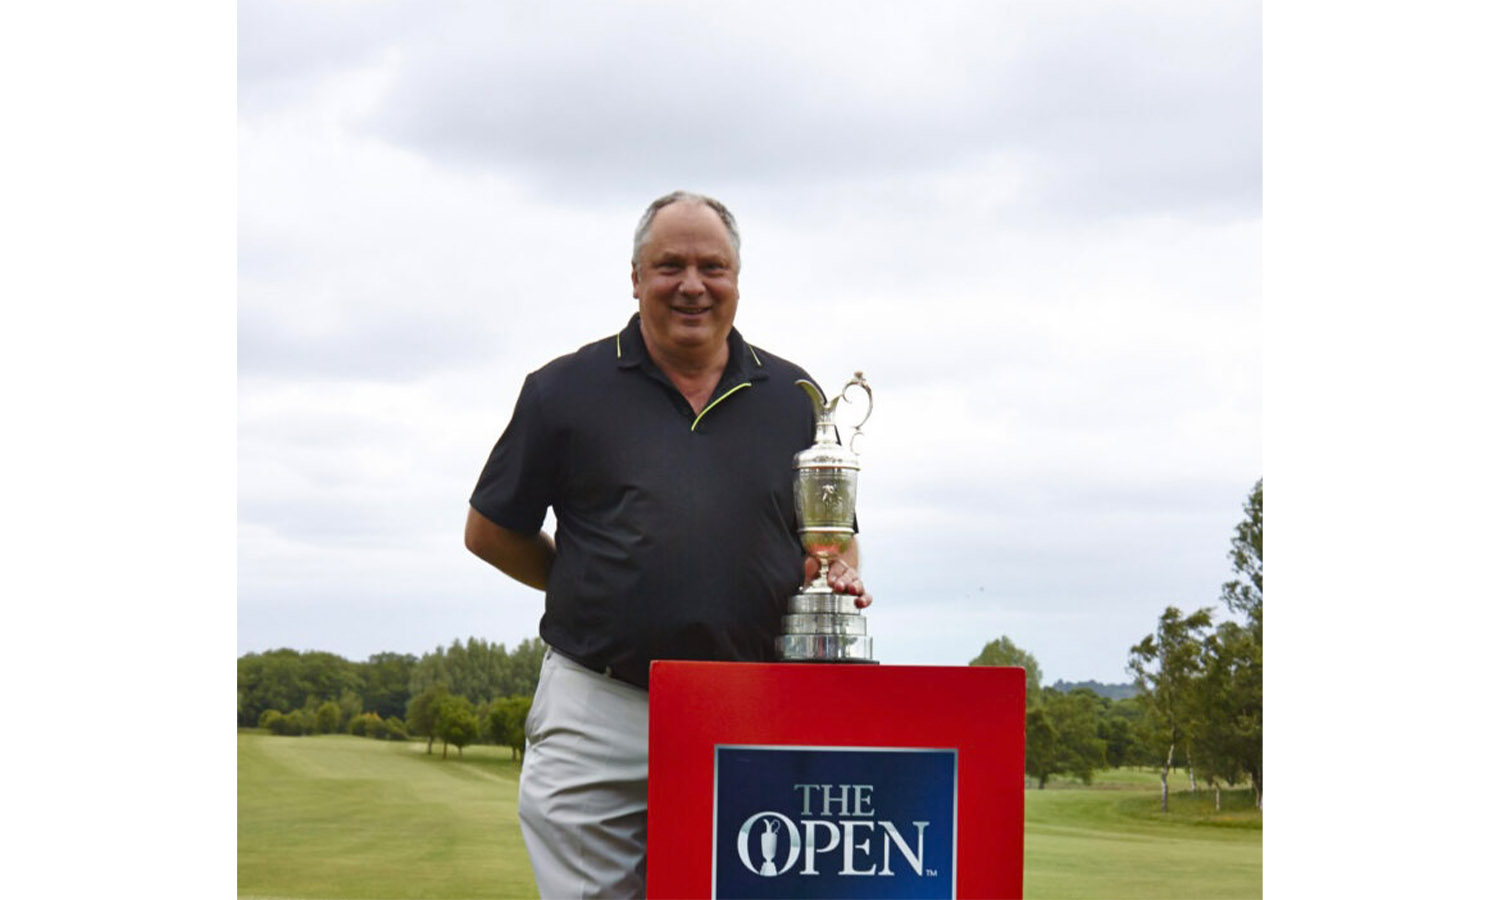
[465, 190, 871, 899]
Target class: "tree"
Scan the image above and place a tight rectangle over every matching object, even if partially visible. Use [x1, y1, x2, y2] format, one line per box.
[408, 637, 541, 706]
[970, 637, 1103, 788]
[1096, 709, 1131, 769]
[487, 696, 532, 760]
[351, 712, 401, 740]
[408, 645, 453, 703]
[406, 684, 450, 754]
[1128, 606, 1214, 811]
[238, 650, 306, 726]
[1191, 621, 1262, 810]
[503, 638, 548, 698]
[237, 648, 364, 727]
[1025, 687, 1107, 788]
[970, 636, 1042, 699]
[336, 689, 363, 732]
[314, 700, 341, 734]
[360, 652, 417, 720]
[1221, 479, 1262, 639]
[1094, 696, 1122, 768]
[265, 708, 312, 736]
[238, 641, 544, 730]
[1211, 479, 1263, 808]
[444, 638, 495, 704]
[1024, 706, 1060, 789]
[1055, 689, 1109, 784]
[1097, 696, 1151, 768]
[434, 695, 480, 759]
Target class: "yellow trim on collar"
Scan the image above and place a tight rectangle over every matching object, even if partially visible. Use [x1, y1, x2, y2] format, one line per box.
[691, 382, 752, 431]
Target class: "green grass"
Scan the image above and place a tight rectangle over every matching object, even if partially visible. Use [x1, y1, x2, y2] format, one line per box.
[240, 732, 1260, 898]
[238, 731, 537, 899]
[1023, 769, 1262, 899]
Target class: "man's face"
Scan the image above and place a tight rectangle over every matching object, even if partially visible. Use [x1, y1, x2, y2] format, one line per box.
[631, 201, 739, 363]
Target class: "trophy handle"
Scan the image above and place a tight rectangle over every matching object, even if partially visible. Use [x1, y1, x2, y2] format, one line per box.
[795, 378, 830, 414]
[841, 371, 873, 452]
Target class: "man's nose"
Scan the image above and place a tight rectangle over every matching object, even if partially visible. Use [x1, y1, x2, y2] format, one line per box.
[679, 267, 705, 295]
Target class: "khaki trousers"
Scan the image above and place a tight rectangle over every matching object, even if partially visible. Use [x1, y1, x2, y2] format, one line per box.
[518, 648, 649, 899]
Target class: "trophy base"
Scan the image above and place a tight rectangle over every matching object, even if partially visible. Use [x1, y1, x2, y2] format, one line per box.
[782, 613, 867, 635]
[776, 632, 877, 663]
[787, 592, 863, 615]
[776, 586, 877, 662]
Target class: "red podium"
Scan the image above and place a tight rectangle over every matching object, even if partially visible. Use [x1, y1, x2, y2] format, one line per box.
[646, 662, 1026, 899]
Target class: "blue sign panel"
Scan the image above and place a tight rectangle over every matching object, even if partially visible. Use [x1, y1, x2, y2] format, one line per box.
[712, 745, 957, 899]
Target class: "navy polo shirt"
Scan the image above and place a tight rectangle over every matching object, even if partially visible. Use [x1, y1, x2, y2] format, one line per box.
[470, 313, 817, 688]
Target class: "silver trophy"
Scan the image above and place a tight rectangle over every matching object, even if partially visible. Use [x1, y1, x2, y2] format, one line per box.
[776, 372, 877, 663]
[758, 819, 780, 876]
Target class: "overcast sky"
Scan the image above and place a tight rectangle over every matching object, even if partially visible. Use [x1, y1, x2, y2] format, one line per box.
[237, 0, 1262, 683]
[17, 3, 1500, 891]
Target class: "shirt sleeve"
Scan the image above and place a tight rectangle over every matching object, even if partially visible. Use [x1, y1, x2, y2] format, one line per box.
[469, 372, 557, 534]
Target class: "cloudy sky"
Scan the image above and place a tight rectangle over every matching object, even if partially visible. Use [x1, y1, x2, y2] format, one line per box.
[237, 0, 1262, 683]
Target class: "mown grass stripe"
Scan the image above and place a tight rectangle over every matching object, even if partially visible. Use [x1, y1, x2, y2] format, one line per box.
[238, 732, 1260, 899]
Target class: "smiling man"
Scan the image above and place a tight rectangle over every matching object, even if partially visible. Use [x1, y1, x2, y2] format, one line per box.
[631, 198, 739, 390]
[465, 190, 871, 899]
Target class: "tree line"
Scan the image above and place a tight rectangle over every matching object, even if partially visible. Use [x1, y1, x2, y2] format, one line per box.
[969, 636, 1156, 788]
[973, 480, 1263, 812]
[240, 479, 1261, 803]
[238, 636, 548, 759]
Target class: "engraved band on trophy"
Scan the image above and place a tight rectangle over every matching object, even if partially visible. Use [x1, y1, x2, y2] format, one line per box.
[776, 371, 877, 663]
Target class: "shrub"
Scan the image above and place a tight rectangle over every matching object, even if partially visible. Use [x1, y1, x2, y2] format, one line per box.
[345, 711, 409, 741]
[338, 689, 363, 732]
[266, 709, 311, 736]
[315, 701, 341, 734]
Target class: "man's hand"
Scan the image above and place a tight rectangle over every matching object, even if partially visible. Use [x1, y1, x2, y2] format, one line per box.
[802, 554, 873, 609]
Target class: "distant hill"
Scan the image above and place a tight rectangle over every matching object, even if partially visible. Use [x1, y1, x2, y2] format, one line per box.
[1050, 679, 1137, 700]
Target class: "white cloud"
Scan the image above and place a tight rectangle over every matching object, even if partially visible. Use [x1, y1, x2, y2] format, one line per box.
[239, 1, 1259, 217]
[237, 0, 1261, 681]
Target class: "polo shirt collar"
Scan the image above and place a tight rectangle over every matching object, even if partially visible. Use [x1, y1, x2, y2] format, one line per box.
[615, 312, 768, 384]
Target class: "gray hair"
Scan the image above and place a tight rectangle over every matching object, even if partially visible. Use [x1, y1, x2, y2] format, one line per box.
[631, 190, 741, 269]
